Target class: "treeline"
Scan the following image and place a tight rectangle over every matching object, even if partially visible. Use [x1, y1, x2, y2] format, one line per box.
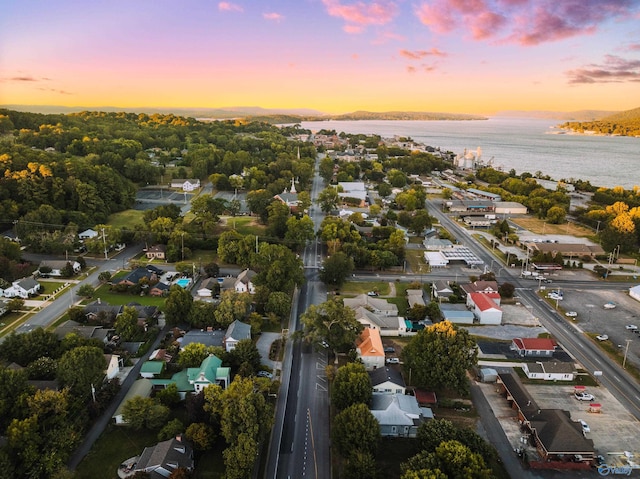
[559, 105, 640, 136]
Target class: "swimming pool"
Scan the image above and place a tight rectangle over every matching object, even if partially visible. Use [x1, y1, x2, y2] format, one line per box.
[175, 278, 192, 288]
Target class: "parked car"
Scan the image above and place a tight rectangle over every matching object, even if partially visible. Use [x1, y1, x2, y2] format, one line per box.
[386, 357, 400, 364]
[625, 325, 638, 330]
[320, 340, 329, 349]
[384, 347, 395, 353]
[257, 371, 273, 379]
[565, 311, 578, 317]
[574, 392, 595, 401]
[367, 291, 379, 297]
[604, 302, 616, 309]
[578, 419, 590, 433]
[596, 334, 609, 341]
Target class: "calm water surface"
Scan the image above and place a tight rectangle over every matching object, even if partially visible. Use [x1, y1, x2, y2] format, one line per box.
[300, 118, 639, 189]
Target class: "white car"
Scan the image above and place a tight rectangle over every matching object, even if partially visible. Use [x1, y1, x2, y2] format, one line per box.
[574, 392, 595, 401]
[596, 334, 609, 341]
[565, 311, 578, 317]
[386, 357, 400, 364]
[604, 302, 616, 309]
[578, 419, 590, 433]
[625, 325, 638, 330]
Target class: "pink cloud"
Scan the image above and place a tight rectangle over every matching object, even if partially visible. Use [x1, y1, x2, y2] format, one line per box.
[2, 75, 50, 83]
[566, 54, 640, 83]
[407, 66, 417, 73]
[218, 2, 243, 12]
[322, 0, 398, 33]
[399, 48, 447, 60]
[627, 43, 640, 51]
[414, 0, 640, 46]
[263, 12, 284, 22]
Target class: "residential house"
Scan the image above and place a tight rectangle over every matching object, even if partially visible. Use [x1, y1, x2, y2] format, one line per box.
[3, 278, 41, 298]
[78, 228, 98, 240]
[355, 328, 385, 370]
[145, 244, 167, 260]
[149, 282, 170, 296]
[0, 299, 8, 316]
[179, 329, 225, 350]
[343, 294, 399, 317]
[197, 277, 219, 297]
[117, 267, 160, 287]
[131, 435, 194, 478]
[352, 306, 407, 337]
[54, 320, 113, 343]
[369, 367, 406, 395]
[38, 260, 82, 277]
[460, 280, 499, 298]
[83, 300, 123, 324]
[467, 292, 502, 325]
[422, 238, 454, 250]
[140, 361, 165, 379]
[234, 269, 256, 294]
[149, 349, 173, 363]
[113, 379, 153, 425]
[522, 362, 576, 381]
[511, 338, 557, 358]
[170, 178, 200, 191]
[151, 354, 230, 398]
[370, 394, 433, 438]
[224, 320, 251, 352]
[104, 354, 120, 380]
[431, 280, 454, 301]
[337, 181, 368, 207]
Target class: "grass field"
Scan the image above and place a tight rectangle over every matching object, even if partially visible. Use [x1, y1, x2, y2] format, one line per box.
[93, 284, 166, 307]
[216, 216, 266, 236]
[511, 217, 593, 238]
[107, 209, 145, 229]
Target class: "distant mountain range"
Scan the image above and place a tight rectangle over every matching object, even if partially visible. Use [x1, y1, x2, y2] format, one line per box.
[494, 110, 620, 121]
[557, 106, 640, 137]
[3, 104, 636, 125]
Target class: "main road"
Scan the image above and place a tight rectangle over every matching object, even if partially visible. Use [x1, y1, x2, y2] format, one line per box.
[266, 155, 331, 479]
[426, 198, 640, 420]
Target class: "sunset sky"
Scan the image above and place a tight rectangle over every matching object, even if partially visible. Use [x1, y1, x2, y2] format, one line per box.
[2, 0, 640, 115]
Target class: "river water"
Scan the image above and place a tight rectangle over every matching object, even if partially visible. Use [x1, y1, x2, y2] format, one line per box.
[299, 118, 639, 189]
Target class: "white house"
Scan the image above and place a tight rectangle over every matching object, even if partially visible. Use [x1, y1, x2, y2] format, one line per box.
[78, 228, 98, 240]
[369, 367, 406, 395]
[38, 260, 81, 277]
[522, 362, 575, 381]
[104, 354, 120, 380]
[234, 269, 256, 294]
[343, 294, 398, 317]
[630, 284, 640, 302]
[224, 320, 251, 352]
[3, 278, 41, 299]
[370, 394, 433, 438]
[355, 328, 385, 370]
[467, 292, 502, 325]
[352, 307, 407, 337]
[170, 179, 201, 191]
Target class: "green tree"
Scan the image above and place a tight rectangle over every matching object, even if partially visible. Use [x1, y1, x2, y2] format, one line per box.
[226, 338, 261, 374]
[164, 285, 193, 326]
[301, 298, 363, 362]
[401, 321, 477, 394]
[190, 301, 217, 329]
[343, 451, 378, 479]
[115, 305, 140, 341]
[266, 200, 291, 238]
[284, 215, 315, 251]
[498, 282, 515, 298]
[252, 242, 305, 294]
[332, 402, 380, 458]
[178, 342, 218, 368]
[213, 290, 252, 328]
[546, 205, 566, 224]
[331, 362, 372, 411]
[156, 383, 181, 407]
[185, 422, 216, 451]
[403, 440, 492, 479]
[122, 396, 170, 430]
[320, 251, 354, 287]
[318, 186, 340, 213]
[158, 418, 184, 441]
[265, 291, 292, 321]
[319, 156, 335, 182]
[56, 345, 107, 399]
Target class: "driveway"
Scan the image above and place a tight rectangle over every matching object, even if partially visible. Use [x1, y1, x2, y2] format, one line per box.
[256, 332, 281, 372]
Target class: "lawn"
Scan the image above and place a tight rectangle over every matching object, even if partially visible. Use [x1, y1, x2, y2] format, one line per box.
[340, 281, 391, 296]
[37, 280, 69, 295]
[93, 284, 167, 308]
[75, 425, 159, 479]
[216, 215, 266, 236]
[510, 217, 593, 238]
[107, 209, 145, 229]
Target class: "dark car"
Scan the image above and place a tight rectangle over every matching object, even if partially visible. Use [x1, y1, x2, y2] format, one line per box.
[384, 347, 395, 353]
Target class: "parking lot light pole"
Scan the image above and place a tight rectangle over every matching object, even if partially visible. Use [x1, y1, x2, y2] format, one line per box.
[623, 339, 632, 369]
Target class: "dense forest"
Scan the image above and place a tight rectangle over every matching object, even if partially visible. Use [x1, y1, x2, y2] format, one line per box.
[559, 106, 640, 136]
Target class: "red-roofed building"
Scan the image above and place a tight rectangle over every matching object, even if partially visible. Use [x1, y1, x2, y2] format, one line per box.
[356, 328, 385, 370]
[511, 337, 557, 358]
[467, 292, 502, 324]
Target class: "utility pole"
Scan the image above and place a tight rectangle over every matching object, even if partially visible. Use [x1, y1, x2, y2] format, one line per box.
[101, 228, 108, 260]
[623, 339, 632, 369]
[181, 232, 185, 261]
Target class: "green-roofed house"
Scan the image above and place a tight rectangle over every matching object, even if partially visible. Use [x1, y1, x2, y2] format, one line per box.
[151, 354, 230, 399]
[112, 379, 153, 425]
[140, 360, 165, 378]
